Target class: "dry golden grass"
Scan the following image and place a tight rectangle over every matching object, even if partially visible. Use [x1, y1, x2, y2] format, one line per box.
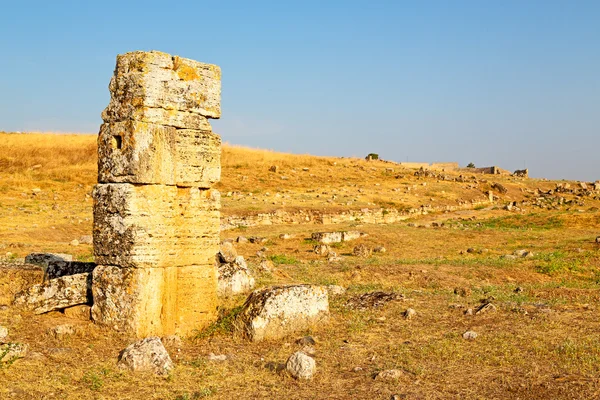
[1, 133, 600, 399]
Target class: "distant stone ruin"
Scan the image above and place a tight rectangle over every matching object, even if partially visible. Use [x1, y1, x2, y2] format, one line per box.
[91, 51, 222, 337]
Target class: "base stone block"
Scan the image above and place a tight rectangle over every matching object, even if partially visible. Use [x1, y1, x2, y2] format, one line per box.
[93, 184, 220, 268]
[91, 265, 217, 337]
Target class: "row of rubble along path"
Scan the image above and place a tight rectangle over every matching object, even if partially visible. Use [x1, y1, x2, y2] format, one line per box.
[91, 51, 223, 337]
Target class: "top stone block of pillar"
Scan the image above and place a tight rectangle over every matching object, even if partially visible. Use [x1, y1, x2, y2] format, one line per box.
[101, 51, 221, 128]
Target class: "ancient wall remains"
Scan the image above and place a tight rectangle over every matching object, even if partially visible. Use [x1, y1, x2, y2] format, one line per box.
[92, 51, 222, 337]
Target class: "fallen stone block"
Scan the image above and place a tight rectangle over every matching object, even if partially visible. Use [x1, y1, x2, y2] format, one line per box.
[92, 265, 217, 337]
[238, 285, 329, 341]
[311, 231, 366, 244]
[117, 337, 173, 376]
[217, 256, 255, 296]
[13, 273, 91, 314]
[93, 184, 219, 268]
[45, 261, 96, 280]
[24, 253, 73, 266]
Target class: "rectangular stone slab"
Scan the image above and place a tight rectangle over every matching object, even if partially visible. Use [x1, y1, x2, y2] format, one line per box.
[97, 121, 221, 187]
[91, 265, 217, 337]
[101, 51, 221, 127]
[93, 184, 220, 268]
[13, 273, 92, 314]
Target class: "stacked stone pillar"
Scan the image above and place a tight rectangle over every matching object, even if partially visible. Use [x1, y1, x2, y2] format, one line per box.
[91, 51, 222, 337]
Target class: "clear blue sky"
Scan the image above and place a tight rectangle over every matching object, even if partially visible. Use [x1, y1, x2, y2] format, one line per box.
[1, 1, 598, 181]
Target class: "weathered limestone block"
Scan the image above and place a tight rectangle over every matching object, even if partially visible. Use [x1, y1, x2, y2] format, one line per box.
[93, 184, 220, 268]
[45, 261, 96, 280]
[13, 273, 92, 314]
[97, 121, 221, 187]
[217, 256, 255, 296]
[101, 51, 221, 126]
[117, 337, 173, 375]
[91, 265, 217, 337]
[311, 231, 367, 244]
[238, 285, 329, 341]
[24, 253, 73, 266]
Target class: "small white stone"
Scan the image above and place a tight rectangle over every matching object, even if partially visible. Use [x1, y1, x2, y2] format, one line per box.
[286, 351, 316, 379]
[463, 330, 478, 340]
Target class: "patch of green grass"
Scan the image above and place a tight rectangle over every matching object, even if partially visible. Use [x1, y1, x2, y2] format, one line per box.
[456, 213, 565, 231]
[268, 254, 299, 265]
[535, 251, 585, 275]
[194, 305, 244, 340]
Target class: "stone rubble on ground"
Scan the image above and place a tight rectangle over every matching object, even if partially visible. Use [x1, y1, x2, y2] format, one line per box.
[286, 351, 316, 379]
[326, 285, 346, 297]
[0, 325, 7, 341]
[48, 324, 76, 339]
[353, 244, 371, 258]
[403, 308, 417, 320]
[218, 242, 238, 263]
[0, 343, 28, 363]
[238, 285, 329, 341]
[463, 330, 478, 340]
[217, 256, 255, 296]
[117, 337, 173, 375]
[376, 369, 403, 380]
[311, 231, 366, 244]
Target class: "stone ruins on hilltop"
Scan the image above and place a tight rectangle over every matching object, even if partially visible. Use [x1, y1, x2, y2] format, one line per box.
[91, 51, 222, 337]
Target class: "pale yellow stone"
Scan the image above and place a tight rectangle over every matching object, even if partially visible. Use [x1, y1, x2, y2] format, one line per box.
[93, 184, 220, 268]
[101, 51, 221, 126]
[97, 121, 221, 187]
[91, 265, 217, 337]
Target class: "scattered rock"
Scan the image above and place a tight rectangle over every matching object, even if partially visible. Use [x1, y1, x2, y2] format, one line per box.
[353, 244, 371, 258]
[372, 246, 386, 253]
[78, 235, 93, 245]
[13, 273, 92, 314]
[311, 231, 366, 244]
[70, 240, 80, 247]
[403, 308, 417, 320]
[327, 253, 343, 262]
[346, 292, 404, 310]
[491, 182, 508, 194]
[376, 369, 403, 380]
[249, 236, 267, 244]
[501, 254, 518, 260]
[236, 236, 249, 244]
[286, 351, 316, 379]
[279, 234, 294, 240]
[0, 326, 7, 341]
[313, 244, 331, 256]
[208, 353, 228, 362]
[63, 305, 91, 320]
[514, 249, 534, 258]
[269, 165, 278, 173]
[514, 286, 524, 293]
[117, 337, 173, 376]
[0, 343, 28, 363]
[48, 324, 76, 339]
[296, 336, 316, 346]
[464, 308, 473, 316]
[258, 259, 275, 273]
[326, 285, 346, 297]
[218, 256, 255, 296]
[475, 303, 497, 315]
[463, 330, 478, 340]
[218, 242, 238, 263]
[454, 287, 471, 297]
[238, 285, 329, 341]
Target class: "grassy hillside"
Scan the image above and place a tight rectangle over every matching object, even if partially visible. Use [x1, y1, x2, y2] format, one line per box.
[2, 133, 600, 399]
